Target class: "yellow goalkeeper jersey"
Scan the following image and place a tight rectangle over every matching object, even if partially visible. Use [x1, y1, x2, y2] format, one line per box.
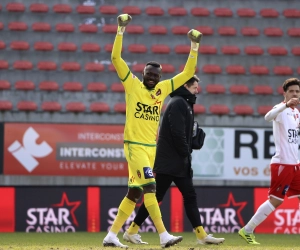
[112, 34, 198, 146]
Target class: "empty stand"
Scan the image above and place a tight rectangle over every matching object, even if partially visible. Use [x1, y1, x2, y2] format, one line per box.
[0, 80, 11, 90]
[41, 102, 62, 112]
[61, 62, 81, 71]
[241, 27, 260, 36]
[76, 5, 95, 14]
[114, 103, 126, 113]
[132, 63, 145, 72]
[37, 61, 57, 71]
[233, 105, 254, 115]
[145, 6, 164, 16]
[161, 64, 175, 73]
[0, 41, 5, 50]
[122, 6, 141, 15]
[53, 4, 72, 13]
[202, 64, 222, 74]
[221, 46, 240, 55]
[0, 101, 13, 111]
[79, 24, 98, 33]
[267, 46, 288, 56]
[81, 43, 100, 52]
[39, 81, 59, 91]
[17, 101, 37, 111]
[32, 22, 51, 32]
[90, 102, 110, 113]
[55, 23, 75, 32]
[191, 7, 210, 16]
[253, 85, 273, 95]
[9, 22, 28, 31]
[287, 28, 300, 37]
[66, 102, 86, 112]
[148, 25, 167, 35]
[199, 45, 217, 54]
[195, 26, 214, 35]
[257, 105, 273, 115]
[273, 66, 293, 75]
[179, 65, 198, 73]
[250, 66, 269, 75]
[15, 81, 35, 90]
[229, 85, 250, 94]
[171, 26, 190, 35]
[87, 82, 107, 92]
[194, 104, 206, 114]
[85, 62, 104, 72]
[260, 9, 279, 18]
[237, 8, 256, 17]
[63, 82, 83, 91]
[34, 41, 54, 51]
[128, 44, 147, 53]
[126, 25, 144, 34]
[264, 27, 283, 36]
[277, 86, 284, 94]
[99, 5, 118, 15]
[218, 26, 237, 36]
[209, 104, 230, 115]
[13, 61, 33, 70]
[58, 42, 77, 52]
[6, 2, 25, 12]
[168, 7, 187, 16]
[151, 44, 170, 54]
[174, 45, 190, 54]
[291, 47, 300, 56]
[10, 41, 29, 50]
[226, 65, 246, 74]
[111, 83, 124, 92]
[0, 60, 9, 69]
[108, 64, 116, 72]
[244, 46, 264, 55]
[283, 9, 300, 18]
[0, 23, 3, 30]
[214, 8, 233, 17]
[102, 24, 118, 33]
[206, 84, 226, 94]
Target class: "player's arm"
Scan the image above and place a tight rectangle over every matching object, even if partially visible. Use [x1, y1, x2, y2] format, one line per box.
[111, 14, 132, 82]
[265, 103, 286, 121]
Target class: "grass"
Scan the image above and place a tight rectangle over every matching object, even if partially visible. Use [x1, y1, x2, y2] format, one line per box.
[0, 232, 299, 250]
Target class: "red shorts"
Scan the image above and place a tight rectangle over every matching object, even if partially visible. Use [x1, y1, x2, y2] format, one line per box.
[269, 163, 300, 201]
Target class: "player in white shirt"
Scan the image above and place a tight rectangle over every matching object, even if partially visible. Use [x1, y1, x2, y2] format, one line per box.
[239, 78, 300, 244]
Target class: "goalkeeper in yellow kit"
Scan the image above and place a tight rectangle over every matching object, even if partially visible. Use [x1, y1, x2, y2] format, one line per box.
[103, 14, 202, 248]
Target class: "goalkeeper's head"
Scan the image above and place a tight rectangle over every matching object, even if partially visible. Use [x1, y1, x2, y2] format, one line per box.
[142, 61, 162, 90]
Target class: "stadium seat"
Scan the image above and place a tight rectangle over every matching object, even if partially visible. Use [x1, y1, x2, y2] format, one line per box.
[8, 22, 28, 31]
[291, 47, 300, 56]
[108, 64, 116, 72]
[202, 64, 222, 74]
[15, 81, 35, 90]
[63, 82, 83, 91]
[298, 67, 300, 75]
[37, 61, 57, 71]
[39, 81, 59, 91]
[244, 46, 264, 55]
[283, 9, 300, 18]
[0, 23, 3, 30]
[277, 86, 284, 94]
[104, 43, 123, 53]
[10, 41, 29, 50]
[209, 104, 230, 115]
[53, 4, 72, 13]
[34, 41, 53, 51]
[0, 80, 10, 90]
[151, 44, 170, 54]
[81, 43, 100, 52]
[122, 6, 141, 15]
[257, 105, 273, 115]
[273, 66, 293, 75]
[264, 27, 283, 36]
[76, 5, 95, 14]
[13, 61, 33, 70]
[179, 65, 199, 73]
[79, 24, 98, 33]
[161, 64, 175, 73]
[0, 60, 9, 69]
[0, 41, 5, 50]
[267, 46, 288, 56]
[30, 3, 49, 13]
[87, 82, 107, 92]
[168, 7, 187, 16]
[191, 7, 210, 16]
[126, 25, 144, 34]
[148, 25, 167, 35]
[195, 26, 214, 35]
[41, 102, 62, 112]
[145, 6, 164, 16]
[250, 65, 269, 75]
[287, 28, 300, 37]
[66, 102, 86, 112]
[0, 100, 13, 111]
[221, 45, 240, 55]
[214, 8, 233, 17]
[17, 101, 37, 111]
[253, 85, 273, 95]
[128, 44, 147, 53]
[114, 103, 126, 113]
[233, 105, 254, 115]
[241, 27, 260, 36]
[237, 8, 256, 17]
[90, 102, 110, 113]
[194, 104, 206, 114]
[32, 22, 51, 32]
[218, 26, 237, 36]
[61, 62, 81, 71]
[226, 65, 246, 74]
[102, 24, 118, 33]
[99, 5, 118, 15]
[111, 83, 124, 92]
[6, 2, 25, 12]
[206, 84, 226, 94]
[260, 8, 279, 18]
[132, 63, 145, 73]
[85, 62, 104, 72]
[174, 45, 190, 54]
[199, 45, 217, 54]
[55, 23, 75, 32]
[58, 42, 77, 51]
[171, 26, 190, 35]
[229, 85, 250, 94]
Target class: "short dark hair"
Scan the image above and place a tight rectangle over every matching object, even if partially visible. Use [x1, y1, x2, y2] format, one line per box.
[185, 74, 200, 87]
[145, 61, 162, 69]
[282, 78, 300, 92]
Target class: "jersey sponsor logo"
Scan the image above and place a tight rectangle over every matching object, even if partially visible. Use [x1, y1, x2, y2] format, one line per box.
[281, 184, 289, 195]
[155, 89, 161, 96]
[143, 167, 154, 179]
[137, 170, 141, 178]
[287, 129, 298, 144]
[134, 102, 160, 122]
[150, 94, 155, 99]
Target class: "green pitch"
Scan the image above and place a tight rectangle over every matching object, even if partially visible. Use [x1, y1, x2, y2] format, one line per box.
[0, 232, 299, 250]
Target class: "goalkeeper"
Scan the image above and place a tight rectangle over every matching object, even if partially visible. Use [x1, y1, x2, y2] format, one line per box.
[103, 14, 202, 248]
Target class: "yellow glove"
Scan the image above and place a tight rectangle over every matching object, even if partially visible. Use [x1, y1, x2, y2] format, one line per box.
[117, 14, 132, 35]
[187, 29, 203, 51]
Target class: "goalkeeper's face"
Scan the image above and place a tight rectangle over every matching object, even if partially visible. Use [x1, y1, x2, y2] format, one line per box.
[142, 65, 161, 90]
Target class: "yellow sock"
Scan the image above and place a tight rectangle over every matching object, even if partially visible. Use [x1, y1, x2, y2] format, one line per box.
[110, 197, 136, 234]
[195, 226, 207, 239]
[127, 222, 140, 235]
[144, 193, 166, 234]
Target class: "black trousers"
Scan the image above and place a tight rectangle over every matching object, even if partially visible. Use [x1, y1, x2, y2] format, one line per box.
[134, 173, 202, 228]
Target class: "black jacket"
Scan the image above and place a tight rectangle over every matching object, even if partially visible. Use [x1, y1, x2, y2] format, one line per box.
[153, 85, 196, 177]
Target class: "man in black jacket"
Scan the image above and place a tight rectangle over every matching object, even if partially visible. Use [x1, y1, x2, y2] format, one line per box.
[123, 75, 225, 245]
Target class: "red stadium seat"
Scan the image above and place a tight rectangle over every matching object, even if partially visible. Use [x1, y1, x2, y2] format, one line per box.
[79, 24, 98, 33]
[229, 85, 250, 94]
[291, 47, 300, 56]
[168, 7, 187, 16]
[202, 64, 222, 74]
[17, 101, 37, 111]
[0, 100, 13, 111]
[179, 65, 199, 73]
[39, 81, 59, 91]
[221, 45, 240, 55]
[99, 5, 118, 15]
[128, 44, 147, 53]
[258, 105, 273, 115]
[32, 22, 51, 32]
[108, 64, 116, 72]
[234, 105, 254, 115]
[226, 65, 246, 74]
[81, 43, 100, 52]
[195, 26, 214, 35]
[37, 61, 57, 71]
[66, 102, 86, 112]
[250, 65, 269, 75]
[127, 25, 144, 34]
[61, 62, 81, 71]
[0, 60, 9, 69]
[53, 4, 72, 13]
[264, 27, 283, 36]
[161, 64, 175, 73]
[15, 81, 35, 90]
[191, 7, 210, 16]
[218, 26, 237, 36]
[194, 104, 206, 114]
[13, 61, 33, 70]
[244, 46, 264, 55]
[114, 103, 126, 113]
[298, 67, 300, 75]
[76, 5, 95, 14]
[58, 42, 77, 51]
[102, 24, 118, 33]
[30, 3, 49, 13]
[241, 27, 260, 36]
[171, 26, 189, 35]
[237, 8, 256, 17]
[267, 46, 288, 56]
[90, 102, 110, 113]
[0, 23, 3, 30]
[0, 41, 5, 50]
[0, 80, 11, 90]
[260, 9, 279, 18]
[122, 6, 141, 15]
[8, 22, 28, 31]
[145, 6, 164, 16]
[10, 41, 29, 50]
[277, 86, 284, 94]
[55, 23, 75, 32]
[210, 104, 230, 115]
[283, 9, 300, 18]
[41, 102, 62, 111]
[199, 45, 217, 54]
[151, 44, 170, 54]
[253, 85, 273, 95]
[63, 82, 83, 91]
[6, 2, 25, 12]
[87, 82, 107, 92]
[148, 25, 167, 35]
[273, 66, 293, 75]
[174, 45, 190, 54]
[85, 62, 104, 72]
[132, 63, 145, 73]
[34, 41, 54, 51]
[111, 83, 124, 92]
[206, 84, 226, 94]
[214, 8, 233, 17]
[287, 28, 300, 37]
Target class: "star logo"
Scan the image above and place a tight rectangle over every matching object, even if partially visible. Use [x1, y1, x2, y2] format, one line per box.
[52, 192, 81, 227]
[219, 192, 247, 226]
